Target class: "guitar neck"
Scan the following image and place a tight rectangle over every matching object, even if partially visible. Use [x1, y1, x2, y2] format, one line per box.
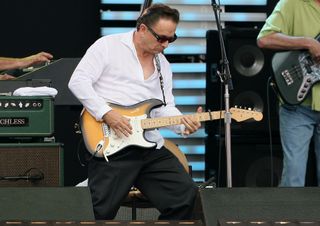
[141, 111, 224, 130]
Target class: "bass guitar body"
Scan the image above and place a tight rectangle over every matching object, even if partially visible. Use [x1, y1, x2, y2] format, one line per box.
[272, 34, 320, 105]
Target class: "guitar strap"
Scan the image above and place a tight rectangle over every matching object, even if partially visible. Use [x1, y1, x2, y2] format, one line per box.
[155, 54, 167, 106]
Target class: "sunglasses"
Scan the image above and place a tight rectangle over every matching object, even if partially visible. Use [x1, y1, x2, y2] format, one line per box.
[145, 24, 177, 43]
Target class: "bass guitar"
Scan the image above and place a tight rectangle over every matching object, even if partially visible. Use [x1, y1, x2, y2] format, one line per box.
[80, 99, 263, 161]
[272, 35, 320, 105]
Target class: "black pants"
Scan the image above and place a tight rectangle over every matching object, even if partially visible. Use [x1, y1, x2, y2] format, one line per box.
[87, 145, 198, 220]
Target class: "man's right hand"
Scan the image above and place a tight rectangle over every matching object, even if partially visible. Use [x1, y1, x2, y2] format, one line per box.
[308, 38, 320, 63]
[102, 110, 132, 137]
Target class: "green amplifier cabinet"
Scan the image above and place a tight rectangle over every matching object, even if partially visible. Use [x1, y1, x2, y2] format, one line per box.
[0, 96, 54, 136]
[0, 142, 64, 187]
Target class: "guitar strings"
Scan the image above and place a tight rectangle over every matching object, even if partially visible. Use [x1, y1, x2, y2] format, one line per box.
[285, 65, 303, 80]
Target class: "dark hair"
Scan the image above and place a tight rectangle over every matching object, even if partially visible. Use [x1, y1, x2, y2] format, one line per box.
[136, 4, 180, 30]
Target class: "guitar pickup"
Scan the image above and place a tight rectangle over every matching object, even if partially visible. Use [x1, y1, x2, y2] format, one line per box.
[281, 70, 294, 85]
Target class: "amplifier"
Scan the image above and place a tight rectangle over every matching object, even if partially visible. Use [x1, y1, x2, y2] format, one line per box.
[0, 96, 54, 137]
[0, 142, 64, 187]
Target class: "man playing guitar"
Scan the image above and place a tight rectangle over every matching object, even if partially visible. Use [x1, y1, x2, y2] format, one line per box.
[69, 4, 201, 220]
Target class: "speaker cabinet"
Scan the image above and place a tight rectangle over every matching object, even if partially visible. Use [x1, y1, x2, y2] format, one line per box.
[206, 28, 278, 135]
[200, 187, 320, 226]
[0, 143, 63, 186]
[205, 135, 317, 187]
[205, 135, 283, 187]
[0, 187, 94, 220]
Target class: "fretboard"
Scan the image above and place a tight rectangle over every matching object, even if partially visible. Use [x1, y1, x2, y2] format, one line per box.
[141, 111, 225, 129]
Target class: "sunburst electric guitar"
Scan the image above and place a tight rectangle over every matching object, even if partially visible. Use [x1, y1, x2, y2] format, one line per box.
[80, 99, 263, 161]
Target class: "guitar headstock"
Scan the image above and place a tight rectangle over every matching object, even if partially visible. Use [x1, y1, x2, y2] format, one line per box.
[230, 107, 263, 122]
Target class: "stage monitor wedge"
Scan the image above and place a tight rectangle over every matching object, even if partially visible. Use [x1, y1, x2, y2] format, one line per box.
[200, 187, 320, 226]
[0, 187, 94, 220]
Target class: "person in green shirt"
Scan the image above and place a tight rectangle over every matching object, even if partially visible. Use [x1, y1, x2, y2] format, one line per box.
[257, 0, 320, 187]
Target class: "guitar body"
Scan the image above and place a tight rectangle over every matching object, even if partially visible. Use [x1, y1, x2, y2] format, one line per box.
[272, 35, 320, 105]
[80, 99, 163, 159]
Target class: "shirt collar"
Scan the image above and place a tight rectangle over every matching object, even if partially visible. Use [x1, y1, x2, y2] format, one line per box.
[120, 29, 136, 51]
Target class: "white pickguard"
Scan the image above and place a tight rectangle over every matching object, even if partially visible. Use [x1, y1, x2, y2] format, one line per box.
[102, 114, 155, 161]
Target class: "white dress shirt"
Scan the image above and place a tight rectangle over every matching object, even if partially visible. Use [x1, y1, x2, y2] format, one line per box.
[68, 30, 184, 148]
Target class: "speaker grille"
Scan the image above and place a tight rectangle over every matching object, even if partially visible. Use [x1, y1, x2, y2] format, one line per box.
[0, 143, 63, 186]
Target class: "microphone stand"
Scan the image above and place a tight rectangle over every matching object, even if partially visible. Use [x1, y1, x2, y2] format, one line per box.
[211, 1, 233, 188]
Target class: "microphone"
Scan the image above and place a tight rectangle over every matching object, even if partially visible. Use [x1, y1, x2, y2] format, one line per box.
[211, 0, 221, 11]
[0, 174, 44, 181]
[28, 173, 44, 181]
